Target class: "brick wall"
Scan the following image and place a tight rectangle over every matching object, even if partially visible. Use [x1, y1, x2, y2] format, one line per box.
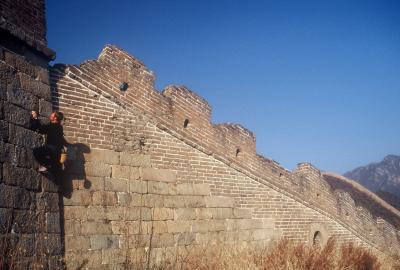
[0, 1, 62, 268]
[50, 45, 400, 268]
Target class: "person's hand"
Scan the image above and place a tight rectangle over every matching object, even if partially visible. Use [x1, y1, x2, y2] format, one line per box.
[31, 111, 38, 119]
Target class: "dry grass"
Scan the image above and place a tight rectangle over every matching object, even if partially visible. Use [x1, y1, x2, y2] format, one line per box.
[150, 238, 400, 270]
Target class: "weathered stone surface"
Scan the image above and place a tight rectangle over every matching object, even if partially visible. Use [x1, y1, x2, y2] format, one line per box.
[4, 103, 31, 127]
[46, 212, 61, 233]
[65, 236, 91, 251]
[205, 196, 235, 208]
[12, 210, 36, 233]
[64, 206, 88, 220]
[148, 181, 169, 195]
[0, 120, 8, 142]
[112, 165, 139, 180]
[210, 208, 233, 219]
[39, 99, 53, 116]
[120, 153, 150, 167]
[83, 149, 120, 164]
[81, 221, 112, 235]
[166, 220, 191, 233]
[0, 208, 12, 233]
[40, 192, 60, 212]
[90, 235, 119, 250]
[150, 233, 175, 248]
[3, 163, 41, 190]
[84, 162, 112, 177]
[129, 179, 147, 193]
[174, 208, 197, 220]
[92, 191, 117, 206]
[142, 168, 176, 183]
[7, 87, 39, 111]
[101, 248, 126, 264]
[105, 177, 128, 192]
[164, 195, 205, 208]
[9, 123, 43, 148]
[125, 207, 152, 221]
[153, 208, 174, 221]
[63, 190, 92, 206]
[17, 72, 52, 100]
[0, 184, 31, 209]
[232, 208, 252, 219]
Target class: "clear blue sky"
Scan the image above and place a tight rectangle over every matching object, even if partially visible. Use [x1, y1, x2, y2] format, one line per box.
[46, 0, 400, 174]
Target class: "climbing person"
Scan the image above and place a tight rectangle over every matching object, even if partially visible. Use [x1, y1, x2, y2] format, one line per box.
[30, 110, 69, 173]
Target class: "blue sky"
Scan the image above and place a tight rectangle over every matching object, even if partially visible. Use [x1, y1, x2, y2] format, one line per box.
[46, 0, 400, 173]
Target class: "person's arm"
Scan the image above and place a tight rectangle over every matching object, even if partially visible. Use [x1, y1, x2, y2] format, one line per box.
[30, 111, 47, 134]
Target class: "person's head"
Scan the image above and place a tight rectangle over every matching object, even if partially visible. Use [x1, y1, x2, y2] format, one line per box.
[50, 111, 64, 124]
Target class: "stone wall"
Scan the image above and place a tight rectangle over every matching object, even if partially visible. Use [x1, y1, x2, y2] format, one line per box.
[50, 45, 400, 268]
[0, 0, 62, 268]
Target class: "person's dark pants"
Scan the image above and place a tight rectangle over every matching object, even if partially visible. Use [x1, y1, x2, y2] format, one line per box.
[33, 145, 61, 171]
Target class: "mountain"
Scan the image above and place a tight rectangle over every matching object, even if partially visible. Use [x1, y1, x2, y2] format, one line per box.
[344, 155, 400, 209]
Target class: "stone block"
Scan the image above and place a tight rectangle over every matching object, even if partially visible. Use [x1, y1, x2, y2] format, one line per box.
[164, 195, 205, 208]
[112, 165, 139, 180]
[0, 120, 8, 142]
[105, 177, 128, 192]
[4, 103, 30, 127]
[174, 208, 197, 220]
[39, 99, 53, 117]
[65, 236, 90, 251]
[236, 219, 264, 230]
[176, 183, 194, 195]
[205, 196, 235, 208]
[148, 181, 169, 195]
[233, 208, 252, 219]
[40, 192, 60, 212]
[102, 249, 126, 264]
[153, 208, 174, 221]
[83, 149, 120, 164]
[174, 232, 196, 246]
[0, 184, 31, 209]
[0, 208, 12, 233]
[46, 212, 61, 233]
[7, 87, 39, 111]
[17, 72, 52, 100]
[152, 221, 168, 234]
[117, 192, 131, 206]
[41, 176, 59, 193]
[92, 191, 117, 206]
[210, 208, 232, 219]
[83, 176, 105, 191]
[166, 220, 191, 233]
[90, 235, 119, 250]
[64, 220, 81, 236]
[64, 206, 88, 220]
[129, 194, 145, 207]
[9, 123, 43, 148]
[84, 162, 111, 177]
[3, 163, 41, 190]
[104, 206, 125, 221]
[81, 221, 112, 235]
[120, 153, 150, 167]
[125, 207, 152, 221]
[44, 234, 63, 256]
[196, 206, 214, 221]
[63, 190, 92, 206]
[0, 100, 3, 119]
[151, 233, 175, 248]
[0, 142, 13, 163]
[141, 194, 164, 207]
[193, 183, 210, 196]
[11, 210, 36, 234]
[129, 179, 147, 193]
[142, 168, 176, 183]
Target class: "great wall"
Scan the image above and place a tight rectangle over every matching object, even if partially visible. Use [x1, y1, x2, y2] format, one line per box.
[1, 1, 399, 268]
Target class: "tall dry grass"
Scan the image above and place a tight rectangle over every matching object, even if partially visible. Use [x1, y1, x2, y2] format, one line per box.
[151, 238, 400, 270]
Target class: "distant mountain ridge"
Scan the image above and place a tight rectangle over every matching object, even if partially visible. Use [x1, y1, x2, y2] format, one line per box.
[344, 155, 400, 209]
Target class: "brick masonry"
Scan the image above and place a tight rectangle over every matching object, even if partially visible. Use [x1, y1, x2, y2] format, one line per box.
[49, 44, 400, 268]
[2, 1, 400, 269]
